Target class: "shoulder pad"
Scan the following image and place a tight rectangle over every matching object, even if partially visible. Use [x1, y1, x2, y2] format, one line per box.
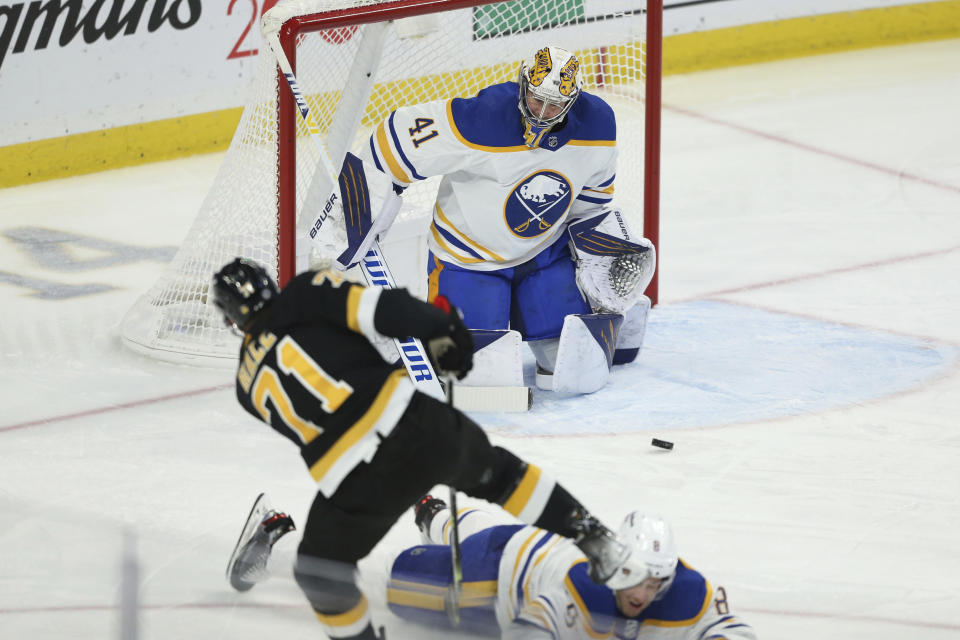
[449, 82, 527, 149]
[640, 560, 711, 624]
[565, 92, 616, 143]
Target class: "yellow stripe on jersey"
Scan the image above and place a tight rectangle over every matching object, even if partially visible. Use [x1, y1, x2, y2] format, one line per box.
[446, 100, 530, 153]
[584, 183, 615, 195]
[503, 464, 543, 518]
[315, 594, 369, 627]
[308, 369, 407, 483]
[435, 203, 506, 262]
[387, 580, 497, 610]
[376, 121, 412, 184]
[442, 507, 476, 545]
[522, 536, 562, 627]
[507, 529, 542, 619]
[427, 254, 444, 303]
[520, 600, 554, 632]
[386, 587, 446, 611]
[312, 270, 347, 286]
[565, 561, 614, 639]
[430, 224, 487, 264]
[345, 284, 363, 332]
[566, 138, 616, 147]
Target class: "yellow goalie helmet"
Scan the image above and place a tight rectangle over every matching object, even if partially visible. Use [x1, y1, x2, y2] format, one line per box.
[517, 45, 584, 147]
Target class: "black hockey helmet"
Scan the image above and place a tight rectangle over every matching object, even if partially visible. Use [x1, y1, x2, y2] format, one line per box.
[211, 258, 279, 332]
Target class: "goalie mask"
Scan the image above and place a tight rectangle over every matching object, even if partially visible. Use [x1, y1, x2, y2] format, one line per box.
[605, 512, 679, 594]
[517, 45, 583, 148]
[211, 258, 279, 333]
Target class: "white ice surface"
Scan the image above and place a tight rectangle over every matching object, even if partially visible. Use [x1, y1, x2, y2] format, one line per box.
[1, 39, 959, 639]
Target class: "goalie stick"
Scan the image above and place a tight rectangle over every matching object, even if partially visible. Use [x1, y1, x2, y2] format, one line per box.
[263, 26, 445, 402]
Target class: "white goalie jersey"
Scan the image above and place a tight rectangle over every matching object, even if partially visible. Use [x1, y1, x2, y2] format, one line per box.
[360, 81, 617, 271]
[497, 525, 757, 640]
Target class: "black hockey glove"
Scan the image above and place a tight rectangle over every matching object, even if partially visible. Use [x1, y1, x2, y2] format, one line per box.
[427, 296, 473, 380]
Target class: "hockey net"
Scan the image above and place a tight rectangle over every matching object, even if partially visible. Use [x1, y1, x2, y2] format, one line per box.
[121, 0, 661, 366]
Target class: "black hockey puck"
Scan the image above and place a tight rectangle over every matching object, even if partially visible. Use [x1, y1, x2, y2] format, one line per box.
[651, 438, 674, 450]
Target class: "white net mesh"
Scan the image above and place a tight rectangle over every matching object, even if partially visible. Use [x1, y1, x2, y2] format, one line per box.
[121, 0, 651, 365]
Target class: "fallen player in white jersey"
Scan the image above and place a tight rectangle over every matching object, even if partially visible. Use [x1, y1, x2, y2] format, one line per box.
[387, 497, 757, 640]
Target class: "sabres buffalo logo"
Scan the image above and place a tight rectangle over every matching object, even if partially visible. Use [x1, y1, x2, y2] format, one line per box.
[527, 47, 552, 87]
[504, 170, 573, 239]
[558, 55, 580, 96]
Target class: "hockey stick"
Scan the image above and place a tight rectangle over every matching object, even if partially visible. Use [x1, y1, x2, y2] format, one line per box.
[444, 376, 463, 627]
[263, 30, 445, 401]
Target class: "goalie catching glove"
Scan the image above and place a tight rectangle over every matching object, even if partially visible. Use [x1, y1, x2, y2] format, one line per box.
[426, 295, 473, 380]
[568, 207, 655, 314]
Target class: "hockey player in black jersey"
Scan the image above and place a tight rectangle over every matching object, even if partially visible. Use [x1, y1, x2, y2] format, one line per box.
[212, 257, 628, 640]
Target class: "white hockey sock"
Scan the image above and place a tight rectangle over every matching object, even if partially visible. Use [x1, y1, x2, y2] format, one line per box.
[427, 505, 502, 544]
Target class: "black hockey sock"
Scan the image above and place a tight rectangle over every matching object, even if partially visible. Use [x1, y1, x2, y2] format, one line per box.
[530, 483, 585, 539]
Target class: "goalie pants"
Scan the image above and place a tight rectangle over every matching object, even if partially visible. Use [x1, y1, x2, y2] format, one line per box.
[293, 389, 585, 630]
[426, 234, 591, 341]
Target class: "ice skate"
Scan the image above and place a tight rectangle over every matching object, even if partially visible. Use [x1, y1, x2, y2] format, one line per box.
[226, 493, 296, 592]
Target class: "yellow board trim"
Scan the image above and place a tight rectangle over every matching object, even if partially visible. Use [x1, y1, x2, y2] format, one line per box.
[663, 1, 960, 76]
[0, 107, 242, 189]
[5, 2, 959, 188]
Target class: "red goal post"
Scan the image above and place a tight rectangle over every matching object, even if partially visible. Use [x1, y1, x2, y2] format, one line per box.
[121, 0, 662, 366]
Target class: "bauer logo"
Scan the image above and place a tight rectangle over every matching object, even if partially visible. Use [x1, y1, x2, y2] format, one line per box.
[309, 193, 338, 238]
[504, 170, 572, 239]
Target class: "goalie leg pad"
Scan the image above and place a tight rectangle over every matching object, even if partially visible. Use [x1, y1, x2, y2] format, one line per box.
[613, 296, 651, 365]
[459, 329, 524, 387]
[545, 313, 624, 394]
[527, 338, 559, 390]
